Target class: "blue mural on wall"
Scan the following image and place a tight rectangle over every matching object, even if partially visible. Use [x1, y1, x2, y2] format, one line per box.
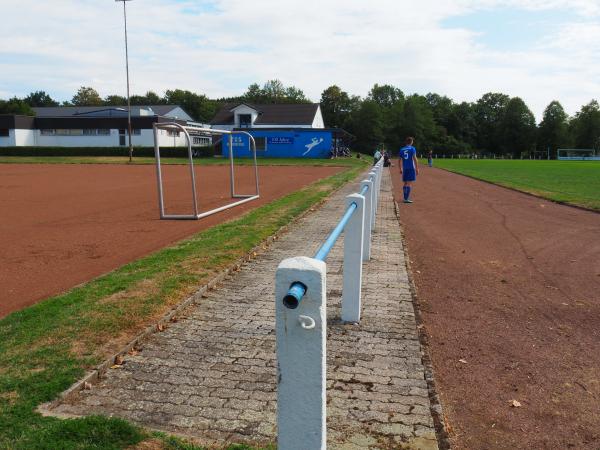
[222, 129, 332, 158]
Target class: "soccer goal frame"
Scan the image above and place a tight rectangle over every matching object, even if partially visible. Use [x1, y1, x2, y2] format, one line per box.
[557, 148, 600, 161]
[153, 122, 260, 220]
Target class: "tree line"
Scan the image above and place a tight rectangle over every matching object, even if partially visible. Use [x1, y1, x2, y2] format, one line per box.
[1, 80, 599, 158]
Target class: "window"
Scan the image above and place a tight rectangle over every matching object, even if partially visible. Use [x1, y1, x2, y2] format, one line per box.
[41, 129, 55, 136]
[83, 129, 111, 136]
[167, 130, 180, 137]
[238, 114, 252, 128]
[0, 129, 9, 137]
[253, 137, 266, 151]
[192, 136, 210, 146]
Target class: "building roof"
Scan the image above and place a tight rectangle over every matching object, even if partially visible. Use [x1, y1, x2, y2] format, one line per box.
[210, 103, 320, 126]
[32, 105, 184, 118]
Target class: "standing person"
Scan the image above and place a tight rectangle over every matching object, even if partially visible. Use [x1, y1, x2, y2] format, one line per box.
[399, 137, 419, 203]
[383, 150, 391, 167]
[373, 148, 382, 165]
[427, 149, 433, 167]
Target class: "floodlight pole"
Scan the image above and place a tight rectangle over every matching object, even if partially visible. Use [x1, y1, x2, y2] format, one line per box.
[116, 0, 133, 162]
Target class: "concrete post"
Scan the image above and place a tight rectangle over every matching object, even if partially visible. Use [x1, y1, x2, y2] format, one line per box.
[368, 171, 377, 229]
[374, 164, 381, 217]
[342, 193, 365, 323]
[360, 179, 373, 261]
[276, 257, 327, 450]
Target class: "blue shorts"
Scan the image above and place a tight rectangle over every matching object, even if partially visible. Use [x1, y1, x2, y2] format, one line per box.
[402, 168, 416, 182]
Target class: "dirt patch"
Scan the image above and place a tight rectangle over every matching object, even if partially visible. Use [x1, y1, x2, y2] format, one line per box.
[391, 166, 600, 449]
[127, 438, 164, 450]
[0, 391, 19, 406]
[0, 164, 342, 317]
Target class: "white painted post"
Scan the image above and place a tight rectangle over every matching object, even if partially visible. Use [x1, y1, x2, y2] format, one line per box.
[372, 167, 379, 216]
[276, 257, 327, 450]
[360, 179, 373, 261]
[368, 171, 377, 228]
[342, 193, 365, 323]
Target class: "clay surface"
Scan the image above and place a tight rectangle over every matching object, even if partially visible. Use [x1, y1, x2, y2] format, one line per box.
[392, 166, 600, 449]
[0, 163, 341, 317]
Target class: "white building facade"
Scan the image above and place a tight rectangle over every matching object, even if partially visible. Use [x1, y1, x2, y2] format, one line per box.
[0, 105, 208, 148]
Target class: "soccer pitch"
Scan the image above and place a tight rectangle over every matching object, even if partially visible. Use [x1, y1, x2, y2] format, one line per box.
[433, 159, 600, 211]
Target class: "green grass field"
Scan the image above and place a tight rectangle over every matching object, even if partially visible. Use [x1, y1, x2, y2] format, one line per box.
[0, 160, 367, 449]
[433, 159, 600, 211]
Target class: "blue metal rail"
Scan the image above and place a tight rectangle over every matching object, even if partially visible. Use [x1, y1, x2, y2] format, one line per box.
[314, 202, 358, 261]
[282, 170, 378, 309]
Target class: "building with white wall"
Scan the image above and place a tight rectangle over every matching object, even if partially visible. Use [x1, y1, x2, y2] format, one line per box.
[211, 103, 325, 131]
[210, 103, 352, 158]
[0, 105, 210, 148]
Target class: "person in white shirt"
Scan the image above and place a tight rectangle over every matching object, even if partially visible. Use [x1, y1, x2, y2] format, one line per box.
[373, 149, 382, 165]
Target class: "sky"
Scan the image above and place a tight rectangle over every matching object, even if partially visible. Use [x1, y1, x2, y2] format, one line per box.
[1, 0, 599, 121]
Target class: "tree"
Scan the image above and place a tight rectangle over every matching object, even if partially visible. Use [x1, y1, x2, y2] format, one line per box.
[129, 91, 163, 105]
[163, 89, 217, 122]
[0, 97, 35, 115]
[570, 100, 600, 149]
[243, 83, 263, 103]
[538, 101, 570, 158]
[320, 85, 354, 128]
[242, 80, 310, 104]
[350, 100, 384, 151]
[396, 95, 439, 152]
[498, 97, 537, 157]
[104, 95, 127, 106]
[284, 86, 310, 103]
[368, 84, 404, 109]
[453, 102, 477, 147]
[23, 91, 58, 107]
[71, 86, 103, 106]
[425, 93, 454, 133]
[474, 92, 510, 153]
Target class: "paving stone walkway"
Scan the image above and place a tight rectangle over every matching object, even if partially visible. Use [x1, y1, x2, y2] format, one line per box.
[51, 169, 438, 449]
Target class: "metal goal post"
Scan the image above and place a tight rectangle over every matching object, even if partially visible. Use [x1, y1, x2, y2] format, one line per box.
[153, 122, 260, 220]
[557, 148, 600, 161]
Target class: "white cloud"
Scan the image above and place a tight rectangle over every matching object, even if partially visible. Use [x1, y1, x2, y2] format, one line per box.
[0, 0, 598, 120]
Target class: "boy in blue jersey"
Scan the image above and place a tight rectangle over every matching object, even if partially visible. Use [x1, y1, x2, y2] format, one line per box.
[399, 137, 419, 203]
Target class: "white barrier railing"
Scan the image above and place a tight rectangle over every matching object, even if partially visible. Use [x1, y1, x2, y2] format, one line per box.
[275, 158, 384, 449]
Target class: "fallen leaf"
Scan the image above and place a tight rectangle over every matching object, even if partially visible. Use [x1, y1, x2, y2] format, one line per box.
[509, 399, 522, 407]
[157, 323, 165, 332]
[459, 359, 468, 364]
[110, 364, 122, 369]
[114, 355, 124, 365]
[416, 270, 421, 274]
[83, 382, 92, 390]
